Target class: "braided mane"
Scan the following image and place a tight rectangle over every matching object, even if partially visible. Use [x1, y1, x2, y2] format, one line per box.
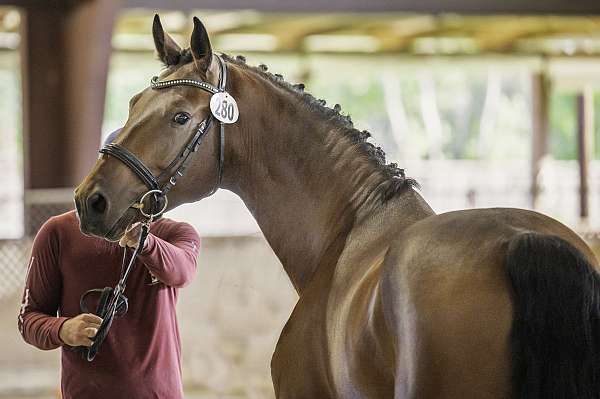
[175, 49, 418, 202]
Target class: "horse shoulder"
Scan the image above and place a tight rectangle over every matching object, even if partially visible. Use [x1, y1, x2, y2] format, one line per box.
[323, 200, 432, 397]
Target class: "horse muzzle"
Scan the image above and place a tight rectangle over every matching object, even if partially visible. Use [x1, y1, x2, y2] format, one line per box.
[74, 185, 114, 238]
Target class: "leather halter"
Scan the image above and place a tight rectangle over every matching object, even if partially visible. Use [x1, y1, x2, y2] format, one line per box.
[80, 56, 230, 362]
[99, 55, 228, 215]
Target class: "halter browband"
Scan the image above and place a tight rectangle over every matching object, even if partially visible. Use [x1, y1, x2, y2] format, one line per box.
[99, 55, 228, 215]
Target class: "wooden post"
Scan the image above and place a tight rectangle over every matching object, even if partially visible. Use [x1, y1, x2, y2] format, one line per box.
[20, 1, 119, 234]
[63, 0, 121, 185]
[21, 0, 119, 189]
[577, 87, 594, 221]
[530, 72, 550, 209]
[20, 5, 68, 190]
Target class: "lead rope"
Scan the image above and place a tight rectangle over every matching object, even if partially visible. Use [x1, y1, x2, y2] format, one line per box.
[80, 191, 163, 361]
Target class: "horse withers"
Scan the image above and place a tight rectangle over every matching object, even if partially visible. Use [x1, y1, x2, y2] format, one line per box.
[75, 15, 600, 399]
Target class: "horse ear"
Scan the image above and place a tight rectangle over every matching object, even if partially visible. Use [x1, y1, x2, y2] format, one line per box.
[190, 16, 212, 72]
[152, 14, 182, 66]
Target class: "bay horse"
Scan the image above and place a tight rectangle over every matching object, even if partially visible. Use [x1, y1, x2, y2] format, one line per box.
[75, 15, 600, 398]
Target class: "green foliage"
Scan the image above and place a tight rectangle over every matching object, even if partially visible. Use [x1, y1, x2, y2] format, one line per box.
[305, 59, 532, 161]
[546, 90, 600, 161]
[549, 91, 577, 160]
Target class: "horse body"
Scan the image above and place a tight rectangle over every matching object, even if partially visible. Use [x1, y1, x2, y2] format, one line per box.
[273, 201, 598, 399]
[75, 15, 600, 398]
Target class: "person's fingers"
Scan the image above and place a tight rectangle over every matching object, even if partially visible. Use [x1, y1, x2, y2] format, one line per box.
[84, 327, 99, 338]
[81, 313, 103, 325]
[119, 238, 137, 249]
[125, 222, 140, 232]
[119, 225, 141, 249]
[84, 320, 102, 330]
[123, 236, 138, 249]
[84, 327, 98, 338]
[124, 223, 141, 238]
[80, 337, 94, 347]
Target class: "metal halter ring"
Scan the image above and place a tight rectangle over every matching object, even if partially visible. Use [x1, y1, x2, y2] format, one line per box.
[136, 189, 169, 219]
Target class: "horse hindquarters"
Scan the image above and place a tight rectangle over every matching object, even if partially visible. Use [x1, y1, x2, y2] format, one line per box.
[507, 233, 600, 399]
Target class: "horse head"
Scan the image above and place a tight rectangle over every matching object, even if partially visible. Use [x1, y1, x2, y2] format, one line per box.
[75, 15, 236, 240]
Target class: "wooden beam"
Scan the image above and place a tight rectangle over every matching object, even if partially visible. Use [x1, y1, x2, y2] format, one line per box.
[475, 16, 600, 52]
[530, 71, 550, 209]
[576, 87, 594, 221]
[474, 19, 556, 52]
[370, 15, 445, 52]
[0, 0, 85, 7]
[123, 0, 600, 15]
[266, 16, 359, 51]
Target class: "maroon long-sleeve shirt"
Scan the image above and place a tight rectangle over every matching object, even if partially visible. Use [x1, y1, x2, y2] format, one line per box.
[18, 210, 200, 399]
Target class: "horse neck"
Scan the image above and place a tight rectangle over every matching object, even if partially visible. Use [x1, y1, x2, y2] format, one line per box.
[221, 65, 411, 294]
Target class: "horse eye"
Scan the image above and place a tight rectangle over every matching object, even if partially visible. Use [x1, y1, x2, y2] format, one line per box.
[173, 112, 191, 125]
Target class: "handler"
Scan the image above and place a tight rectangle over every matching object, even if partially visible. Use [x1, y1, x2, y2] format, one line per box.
[17, 131, 200, 399]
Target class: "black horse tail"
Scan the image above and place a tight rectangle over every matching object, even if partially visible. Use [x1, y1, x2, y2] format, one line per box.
[506, 232, 600, 399]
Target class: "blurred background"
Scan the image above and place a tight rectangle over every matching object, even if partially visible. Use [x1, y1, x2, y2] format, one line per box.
[1, 0, 600, 398]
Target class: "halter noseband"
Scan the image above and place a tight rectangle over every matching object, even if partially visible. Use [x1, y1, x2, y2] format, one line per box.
[99, 55, 228, 217]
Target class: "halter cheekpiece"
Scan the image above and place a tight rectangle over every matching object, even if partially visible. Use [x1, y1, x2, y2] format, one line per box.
[99, 54, 228, 217]
[80, 55, 231, 362]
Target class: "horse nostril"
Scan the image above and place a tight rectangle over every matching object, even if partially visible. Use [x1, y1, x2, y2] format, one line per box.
[88, 192, 108, 215]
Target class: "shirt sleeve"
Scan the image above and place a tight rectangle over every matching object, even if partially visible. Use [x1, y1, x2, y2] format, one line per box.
[137, 220, 200, 288]
[18, 218, 69, 350]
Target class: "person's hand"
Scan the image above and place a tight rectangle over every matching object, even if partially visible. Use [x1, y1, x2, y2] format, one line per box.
[119, 222, 146, 250]
[59, 313, 103, 347]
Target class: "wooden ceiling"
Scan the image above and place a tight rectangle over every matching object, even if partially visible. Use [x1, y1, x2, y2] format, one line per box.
[112, 11, 600, 56]
[1, 6, 600, 56]
[122, 0, 600, 14]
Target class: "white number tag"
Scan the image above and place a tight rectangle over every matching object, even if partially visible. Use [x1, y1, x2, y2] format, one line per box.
[210, 92, 239, 124]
